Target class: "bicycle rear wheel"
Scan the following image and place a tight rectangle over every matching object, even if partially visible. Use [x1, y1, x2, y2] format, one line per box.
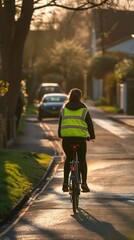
[72, 181, 79, 214]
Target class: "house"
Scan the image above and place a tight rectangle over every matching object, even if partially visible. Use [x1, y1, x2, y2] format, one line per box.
[90, 8, 134, 114]
[107, 37, 134, 56]
[91, 8, 134, 54]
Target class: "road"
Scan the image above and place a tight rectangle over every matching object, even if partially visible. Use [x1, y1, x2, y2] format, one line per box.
[0, 107, 134, 240]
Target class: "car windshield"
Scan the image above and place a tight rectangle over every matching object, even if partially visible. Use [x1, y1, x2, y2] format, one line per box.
[43, 95, 67, 103]
[42, 86, 62, 93]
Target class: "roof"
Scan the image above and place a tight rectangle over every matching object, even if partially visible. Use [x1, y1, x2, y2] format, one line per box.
[40, 83, 59, 86]
[92, 8, 134, 50]
[43, 93, 67, 97]
[107, 37, 134, 55]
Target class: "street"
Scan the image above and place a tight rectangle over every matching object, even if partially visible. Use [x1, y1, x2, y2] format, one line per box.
[0, 106, 134, 240]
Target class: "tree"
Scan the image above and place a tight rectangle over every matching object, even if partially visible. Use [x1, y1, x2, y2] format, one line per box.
[89, 53, 118, 99]
[0, 0, 113, 120]
[0, 0, 124, 144]
[89, 53, 118, 79]
[49, 39, 89, 92]
[115, 58, 134, 83]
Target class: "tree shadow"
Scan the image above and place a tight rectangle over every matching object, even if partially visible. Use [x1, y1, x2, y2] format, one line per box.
[73, 207, 128, 240]
[1, 216, 63, 240]
[92, 192, 134, 229]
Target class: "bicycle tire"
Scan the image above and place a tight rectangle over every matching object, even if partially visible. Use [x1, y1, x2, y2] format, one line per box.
[72, 180, 79, 214]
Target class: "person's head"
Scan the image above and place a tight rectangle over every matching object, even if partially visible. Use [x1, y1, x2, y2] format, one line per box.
[68, 88, 82, 102]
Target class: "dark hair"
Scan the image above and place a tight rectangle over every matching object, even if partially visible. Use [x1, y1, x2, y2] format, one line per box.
[68, 88, 82, 102]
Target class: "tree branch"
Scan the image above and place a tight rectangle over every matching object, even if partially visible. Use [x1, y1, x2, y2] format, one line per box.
[34, 0, 111, 11]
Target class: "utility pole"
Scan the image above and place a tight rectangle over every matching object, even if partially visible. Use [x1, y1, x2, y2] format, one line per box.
[98, 8, 105, 54]
[84, 70, 87, 98]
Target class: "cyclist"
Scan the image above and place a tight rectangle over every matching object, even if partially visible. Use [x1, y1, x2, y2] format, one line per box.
[58, 88, 95, 192]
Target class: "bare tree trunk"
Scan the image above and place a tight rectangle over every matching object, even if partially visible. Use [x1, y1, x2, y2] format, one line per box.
[1, 1, 34, 118]
[0, 1, 33, 143]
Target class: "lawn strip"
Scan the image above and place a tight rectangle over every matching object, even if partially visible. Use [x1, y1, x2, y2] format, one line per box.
[0, 149, 51, 219]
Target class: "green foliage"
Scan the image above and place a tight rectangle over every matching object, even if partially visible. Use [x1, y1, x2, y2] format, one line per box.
[0, 80, 9, 96]
[95, 97, 120, 113]
[115, 58, 134, 83]
[50, 39, 89, 75]
[48, 39, 90, 91]
[25, 104, 38, 115]
[0, 149, 51, 218]
[89, 53, 118, 78]
[104, 72, 117, 105]
[43, 73, 64, 84]
[95, 97, 110, 106]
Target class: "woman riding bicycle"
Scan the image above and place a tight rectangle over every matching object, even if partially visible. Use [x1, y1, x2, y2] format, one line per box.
[58, 88, 95, 192]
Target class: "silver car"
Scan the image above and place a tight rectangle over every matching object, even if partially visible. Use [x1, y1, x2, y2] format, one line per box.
[36, 83, 63, 101]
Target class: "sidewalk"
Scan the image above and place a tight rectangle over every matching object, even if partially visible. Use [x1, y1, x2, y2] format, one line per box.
[86, 100, 134, 128]
[108, 114, 134, 128]
[11, 115, 56, 156]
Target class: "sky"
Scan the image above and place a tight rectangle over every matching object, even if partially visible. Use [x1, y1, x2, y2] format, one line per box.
[30, 0, 134, 30]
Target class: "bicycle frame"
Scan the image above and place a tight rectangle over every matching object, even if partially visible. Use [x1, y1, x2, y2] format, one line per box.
[68, 144, 80, 214]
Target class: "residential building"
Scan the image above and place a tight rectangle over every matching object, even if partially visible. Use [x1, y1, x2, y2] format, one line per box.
[90, 8, 134, 114]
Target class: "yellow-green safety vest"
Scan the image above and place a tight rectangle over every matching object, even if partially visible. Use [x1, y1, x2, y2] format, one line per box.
[61, 107, 88, 137]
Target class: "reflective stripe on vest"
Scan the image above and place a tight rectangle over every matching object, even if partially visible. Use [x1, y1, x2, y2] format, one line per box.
[61, 107, 88, 137]
[61, 108, 87, 121]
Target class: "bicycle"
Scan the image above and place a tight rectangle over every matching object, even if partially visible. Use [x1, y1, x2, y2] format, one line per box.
[68, 144, 80, 214]
[68, 137, 94, 214]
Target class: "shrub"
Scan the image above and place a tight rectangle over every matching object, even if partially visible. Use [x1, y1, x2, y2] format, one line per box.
[95, 97, 109, 106]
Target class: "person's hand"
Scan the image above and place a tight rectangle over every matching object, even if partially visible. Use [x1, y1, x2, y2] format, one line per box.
[86, 137, 95, 142]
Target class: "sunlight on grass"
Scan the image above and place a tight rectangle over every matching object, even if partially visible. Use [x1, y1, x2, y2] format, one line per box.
[130, 235, 134, 240]
[0, 149, 51, 219]
[98, 105, 120, 113]
[26, 104, 38, 115]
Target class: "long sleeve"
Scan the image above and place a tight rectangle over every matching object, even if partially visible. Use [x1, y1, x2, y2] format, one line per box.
[85, 111, 95, 139]
[58, 114, 62, 138]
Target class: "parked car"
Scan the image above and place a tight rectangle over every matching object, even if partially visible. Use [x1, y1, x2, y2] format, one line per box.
[36, 83, 63, 101]
[38, 93, 67, 120]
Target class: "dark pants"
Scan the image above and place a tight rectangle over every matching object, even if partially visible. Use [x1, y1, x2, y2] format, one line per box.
[62, 137, 87, 184]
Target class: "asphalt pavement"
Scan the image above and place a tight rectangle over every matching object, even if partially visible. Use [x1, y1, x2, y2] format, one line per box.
[12, 109, 134, 154]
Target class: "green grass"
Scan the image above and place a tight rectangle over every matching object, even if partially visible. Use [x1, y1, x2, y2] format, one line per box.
[26, 104, 38, 115]
[97, 105, 120, 114]
[0, 149, 51, 219]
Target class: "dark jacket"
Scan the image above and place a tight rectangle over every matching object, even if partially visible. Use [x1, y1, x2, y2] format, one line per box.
[58, 101, 95, 139]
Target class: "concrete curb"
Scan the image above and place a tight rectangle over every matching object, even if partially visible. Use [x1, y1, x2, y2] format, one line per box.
[108, 115, 134, 128]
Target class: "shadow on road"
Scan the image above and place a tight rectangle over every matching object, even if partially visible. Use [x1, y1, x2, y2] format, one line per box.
[2, 217, 64, 240]
[74, 208, 128, 240]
